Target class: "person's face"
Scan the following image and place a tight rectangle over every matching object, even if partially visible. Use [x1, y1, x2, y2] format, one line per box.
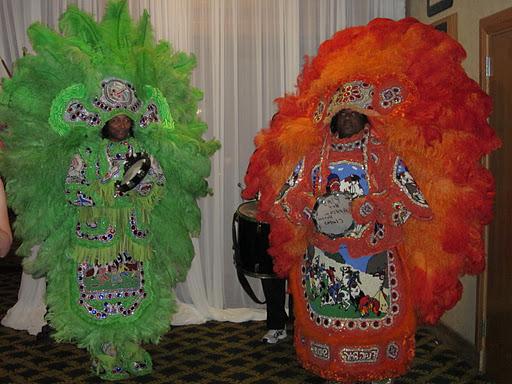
[330, 109, 368, 139]
[106, 115, 132, 141]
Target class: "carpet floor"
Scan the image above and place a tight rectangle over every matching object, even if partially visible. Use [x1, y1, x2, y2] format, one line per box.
[0, 265, 495, 384]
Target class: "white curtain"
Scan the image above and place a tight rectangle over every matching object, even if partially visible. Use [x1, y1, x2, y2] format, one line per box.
[0, 0, 405, 324]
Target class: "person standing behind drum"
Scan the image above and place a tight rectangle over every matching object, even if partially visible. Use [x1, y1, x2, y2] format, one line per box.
[240, 113, 289, 344]
[260, 278, 288, 344]
[233, 197, 289, 344]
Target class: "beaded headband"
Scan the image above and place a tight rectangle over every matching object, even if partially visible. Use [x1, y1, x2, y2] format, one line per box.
[50, 78, 174, 136]
[312, 80, 406, 125]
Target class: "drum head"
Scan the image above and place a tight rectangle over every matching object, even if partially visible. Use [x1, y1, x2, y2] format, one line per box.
[115, 153, 151, 194]
[237, 200, 265, 223]
[123, 158, 147, 183]
[312, 192, 354, 238]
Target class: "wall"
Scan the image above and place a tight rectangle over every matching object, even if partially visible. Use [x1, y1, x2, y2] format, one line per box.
[407, 0, 512, 345]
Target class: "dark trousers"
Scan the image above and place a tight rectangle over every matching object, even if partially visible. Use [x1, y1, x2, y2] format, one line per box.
[261, 278, 287, 330]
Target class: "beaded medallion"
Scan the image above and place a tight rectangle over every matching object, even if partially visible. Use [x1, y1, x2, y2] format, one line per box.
[94, 78, 142, 113]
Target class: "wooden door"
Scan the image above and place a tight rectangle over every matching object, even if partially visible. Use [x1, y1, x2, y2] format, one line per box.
[480, 8, 512, 383]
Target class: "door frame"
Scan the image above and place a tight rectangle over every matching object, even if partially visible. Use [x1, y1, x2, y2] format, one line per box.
[478, 6, 512, 372]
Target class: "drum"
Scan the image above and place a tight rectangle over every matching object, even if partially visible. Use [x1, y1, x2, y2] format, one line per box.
[233, 201, 276, 279]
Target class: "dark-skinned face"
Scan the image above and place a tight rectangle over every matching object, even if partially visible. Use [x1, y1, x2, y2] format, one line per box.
[330, 109, 368, 139]
[105, 115, 133, 141]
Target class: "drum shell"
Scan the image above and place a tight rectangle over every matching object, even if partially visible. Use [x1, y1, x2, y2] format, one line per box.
[234, 202, 275, 278]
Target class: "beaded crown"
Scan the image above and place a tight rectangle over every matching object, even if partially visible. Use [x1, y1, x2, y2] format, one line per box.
[313, 79, 408, 127]
[52, 77, 173, 136]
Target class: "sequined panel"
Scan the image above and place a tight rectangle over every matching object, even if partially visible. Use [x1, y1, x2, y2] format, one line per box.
[302, 248, 399, 331]
[311, 160, 369, 239]
[331, 136, 366, 152]
[76, 222, 116, 242]
[325, 80, 374, 121]
[340, 346, 379, 364]
[379, 86, 403, 109]
[392, 202, 411, 225]
[310, 342, 330, 361]
[386, 342, 400, 360]
[275, 158, 304, 202]
[133, 155, 166, 196]
[325, 160, 368, 199]
[64, 102, 101, 126]
[139, 103, 160, 128]
[393, 157, 429, 207]
[67, 191, 95, 207]
[100, 141, 133, 184]
[313, 100, 325, 123]
[77, 253, 145, 319]
[369, 222, 385, 246]
[129, 210, 148, 239]
[65, 154, 88, 185]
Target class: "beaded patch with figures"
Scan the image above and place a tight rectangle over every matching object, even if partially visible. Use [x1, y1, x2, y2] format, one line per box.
[77, 252, 146, 320]
[302, 248, 400, 331]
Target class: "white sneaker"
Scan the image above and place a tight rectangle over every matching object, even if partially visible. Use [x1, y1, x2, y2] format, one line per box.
[261, 329, 287, 344]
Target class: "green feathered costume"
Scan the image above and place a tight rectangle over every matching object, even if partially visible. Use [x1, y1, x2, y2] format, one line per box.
[0, 1, 219, 380]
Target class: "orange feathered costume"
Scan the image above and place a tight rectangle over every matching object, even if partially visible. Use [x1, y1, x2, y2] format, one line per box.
[242, 18, 500, 382]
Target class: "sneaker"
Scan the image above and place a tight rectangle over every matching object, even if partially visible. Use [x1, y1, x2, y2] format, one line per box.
[261, 329, 287, 344]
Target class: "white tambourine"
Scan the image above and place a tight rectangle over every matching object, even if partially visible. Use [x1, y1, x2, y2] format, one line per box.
[115, 152, 151, 195]
[312, 192, 354, 238]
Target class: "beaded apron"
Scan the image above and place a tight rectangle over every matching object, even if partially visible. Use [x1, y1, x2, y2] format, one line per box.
[77, 254, 145, 319]
[302, 247, 398, 332]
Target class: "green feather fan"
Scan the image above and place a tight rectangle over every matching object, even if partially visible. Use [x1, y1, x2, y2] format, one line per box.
[0, 1, 219, 380]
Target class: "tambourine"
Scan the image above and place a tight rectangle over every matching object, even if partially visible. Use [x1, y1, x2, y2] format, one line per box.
[115, 152, 151, 195]
[312, 191, 354, 238]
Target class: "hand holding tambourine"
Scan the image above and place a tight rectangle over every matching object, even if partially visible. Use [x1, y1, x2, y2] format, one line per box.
[115, 152, 151, 196]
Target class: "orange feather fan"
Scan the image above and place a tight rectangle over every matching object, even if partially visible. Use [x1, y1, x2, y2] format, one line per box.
[243, 18, 500, 325]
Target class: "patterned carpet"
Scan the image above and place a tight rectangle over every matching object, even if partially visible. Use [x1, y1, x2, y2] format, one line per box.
[0, 266, 495, 384]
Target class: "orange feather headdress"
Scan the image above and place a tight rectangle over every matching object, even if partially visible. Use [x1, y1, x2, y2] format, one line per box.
[243, 18, 501, 325]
